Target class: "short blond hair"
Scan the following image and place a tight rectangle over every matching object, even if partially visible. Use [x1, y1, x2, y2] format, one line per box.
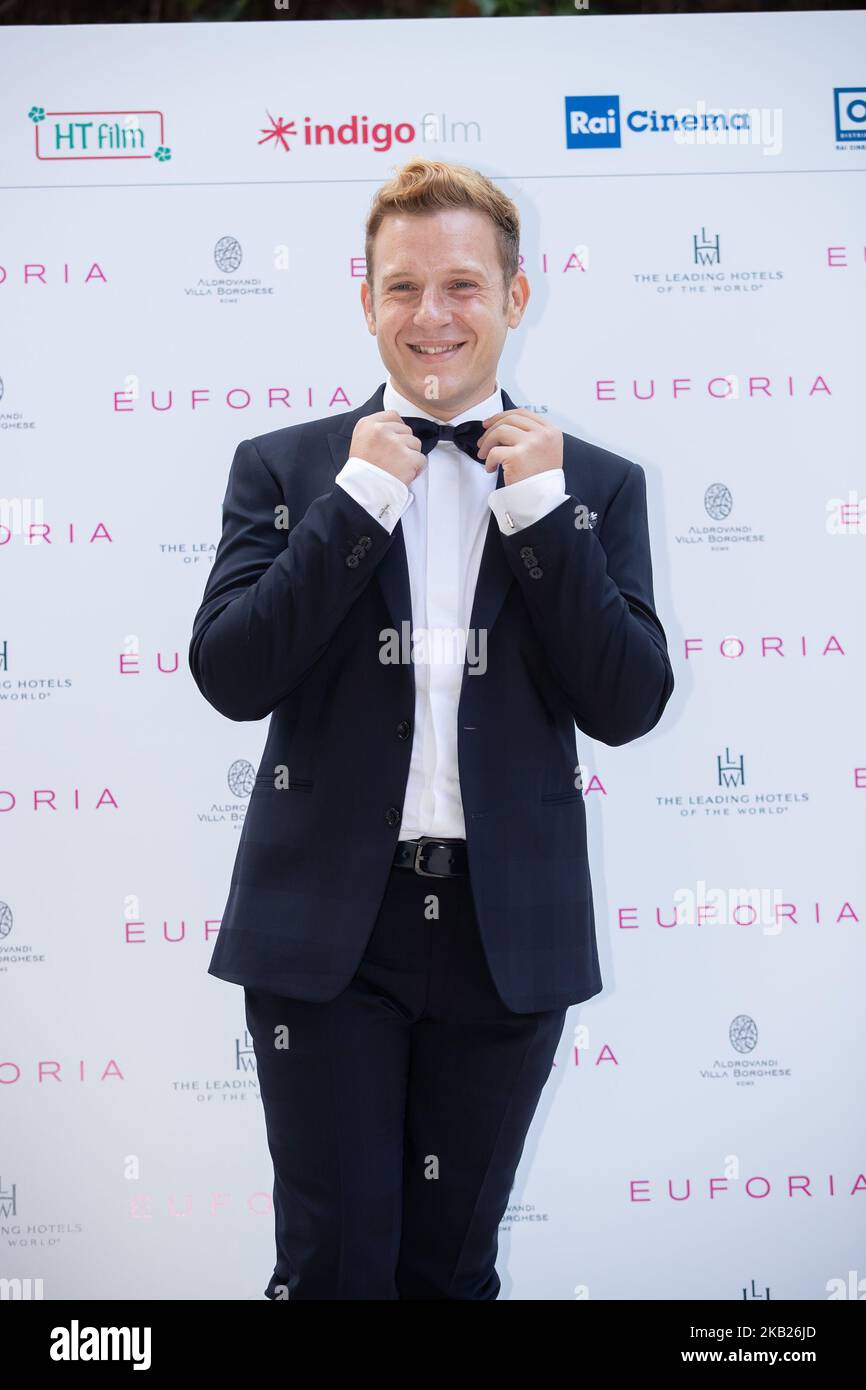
[364, 158, 520, 302]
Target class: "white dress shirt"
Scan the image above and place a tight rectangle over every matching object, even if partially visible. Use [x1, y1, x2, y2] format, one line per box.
[334, 376, 566, 839]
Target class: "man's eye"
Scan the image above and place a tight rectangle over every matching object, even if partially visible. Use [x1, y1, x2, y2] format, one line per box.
[387, 282, 475, 292]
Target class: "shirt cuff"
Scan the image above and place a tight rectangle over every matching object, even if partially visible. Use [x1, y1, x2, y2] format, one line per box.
[334, 456, 413, 534]
[487, 469, 567, 535]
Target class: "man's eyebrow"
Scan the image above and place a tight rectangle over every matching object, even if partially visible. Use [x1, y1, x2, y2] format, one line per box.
[381, 266, 486, 279]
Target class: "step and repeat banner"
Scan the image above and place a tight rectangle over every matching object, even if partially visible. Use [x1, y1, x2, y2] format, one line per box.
[2, 10, 865, 1301]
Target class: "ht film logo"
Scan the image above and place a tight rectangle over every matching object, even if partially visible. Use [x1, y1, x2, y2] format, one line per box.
[27, 106, 172, 162]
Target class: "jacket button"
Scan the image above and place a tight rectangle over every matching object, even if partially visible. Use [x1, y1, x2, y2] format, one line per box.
[384, 806, 401, 827]
[519, 546, 533, 558]
[346, 554, 359, 568]
[396, 720, 411, 740]
[359, 535, 372, 550]
[529, 566, 543, 579]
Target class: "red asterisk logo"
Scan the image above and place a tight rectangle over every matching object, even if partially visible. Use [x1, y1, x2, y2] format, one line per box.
[259, 111, 297, 152]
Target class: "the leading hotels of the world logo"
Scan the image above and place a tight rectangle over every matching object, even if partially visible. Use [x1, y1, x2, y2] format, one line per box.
[631, 227, 785, 300]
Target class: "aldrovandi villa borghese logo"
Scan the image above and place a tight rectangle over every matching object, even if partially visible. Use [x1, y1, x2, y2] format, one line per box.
[26, 106, 172, 162]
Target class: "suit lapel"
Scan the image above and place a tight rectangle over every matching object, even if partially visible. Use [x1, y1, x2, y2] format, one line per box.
[459, 385, 518, 704]
[327, 383, 412, 637]
[326, 382, 518, 663]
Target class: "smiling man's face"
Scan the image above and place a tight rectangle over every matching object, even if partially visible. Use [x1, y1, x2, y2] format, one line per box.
[361, 206, 529, 421]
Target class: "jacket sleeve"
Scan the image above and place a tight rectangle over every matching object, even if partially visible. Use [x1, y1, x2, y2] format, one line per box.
[189, 436, 392, 721]
[499, 460, 674, 746]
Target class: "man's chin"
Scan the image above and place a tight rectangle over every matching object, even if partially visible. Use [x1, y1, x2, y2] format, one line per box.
[400, 384, 472, 416]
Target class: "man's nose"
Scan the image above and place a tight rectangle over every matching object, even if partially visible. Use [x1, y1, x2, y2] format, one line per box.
[413, 292, 450, 325]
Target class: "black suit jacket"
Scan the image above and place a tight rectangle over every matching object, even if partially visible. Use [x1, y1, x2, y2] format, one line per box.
[189, 382, 674, 1013]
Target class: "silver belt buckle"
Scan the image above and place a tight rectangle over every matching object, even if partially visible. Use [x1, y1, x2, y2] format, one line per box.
[413, 835, 448, 877]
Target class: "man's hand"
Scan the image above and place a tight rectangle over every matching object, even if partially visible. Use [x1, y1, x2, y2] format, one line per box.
[349, 410, 425, 487]
[477, 409, 564, 485]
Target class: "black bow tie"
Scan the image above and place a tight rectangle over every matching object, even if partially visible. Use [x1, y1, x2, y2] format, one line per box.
[401, 416, 486, 462]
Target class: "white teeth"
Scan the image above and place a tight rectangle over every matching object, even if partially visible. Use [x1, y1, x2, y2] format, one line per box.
[410, 344, 463, 354]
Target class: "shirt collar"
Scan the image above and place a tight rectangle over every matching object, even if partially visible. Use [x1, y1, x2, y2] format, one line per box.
[383, 376, 503, 427]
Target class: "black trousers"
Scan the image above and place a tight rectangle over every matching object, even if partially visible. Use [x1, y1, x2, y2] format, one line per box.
[243, 863, 567, 1300]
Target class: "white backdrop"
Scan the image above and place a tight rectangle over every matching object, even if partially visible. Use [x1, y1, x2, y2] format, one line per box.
[2, 10, 865, 1301]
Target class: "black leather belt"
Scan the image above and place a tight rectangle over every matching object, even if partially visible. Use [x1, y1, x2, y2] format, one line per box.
[393, 836, 468, 877]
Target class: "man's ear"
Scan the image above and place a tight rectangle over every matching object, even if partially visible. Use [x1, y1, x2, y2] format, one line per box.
[361, 280, 377, 333]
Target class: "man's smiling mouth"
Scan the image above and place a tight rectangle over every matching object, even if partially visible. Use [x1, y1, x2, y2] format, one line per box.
[408, 342, 466, 357]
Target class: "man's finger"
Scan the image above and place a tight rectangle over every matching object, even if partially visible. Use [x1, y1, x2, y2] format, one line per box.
[478, 413, 538, 450]
[478, 409, 538, 443]
[477, 422, 525, 456]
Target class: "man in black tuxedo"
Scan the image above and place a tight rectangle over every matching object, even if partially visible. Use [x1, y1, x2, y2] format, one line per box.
[189, 158, 674, 1300]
